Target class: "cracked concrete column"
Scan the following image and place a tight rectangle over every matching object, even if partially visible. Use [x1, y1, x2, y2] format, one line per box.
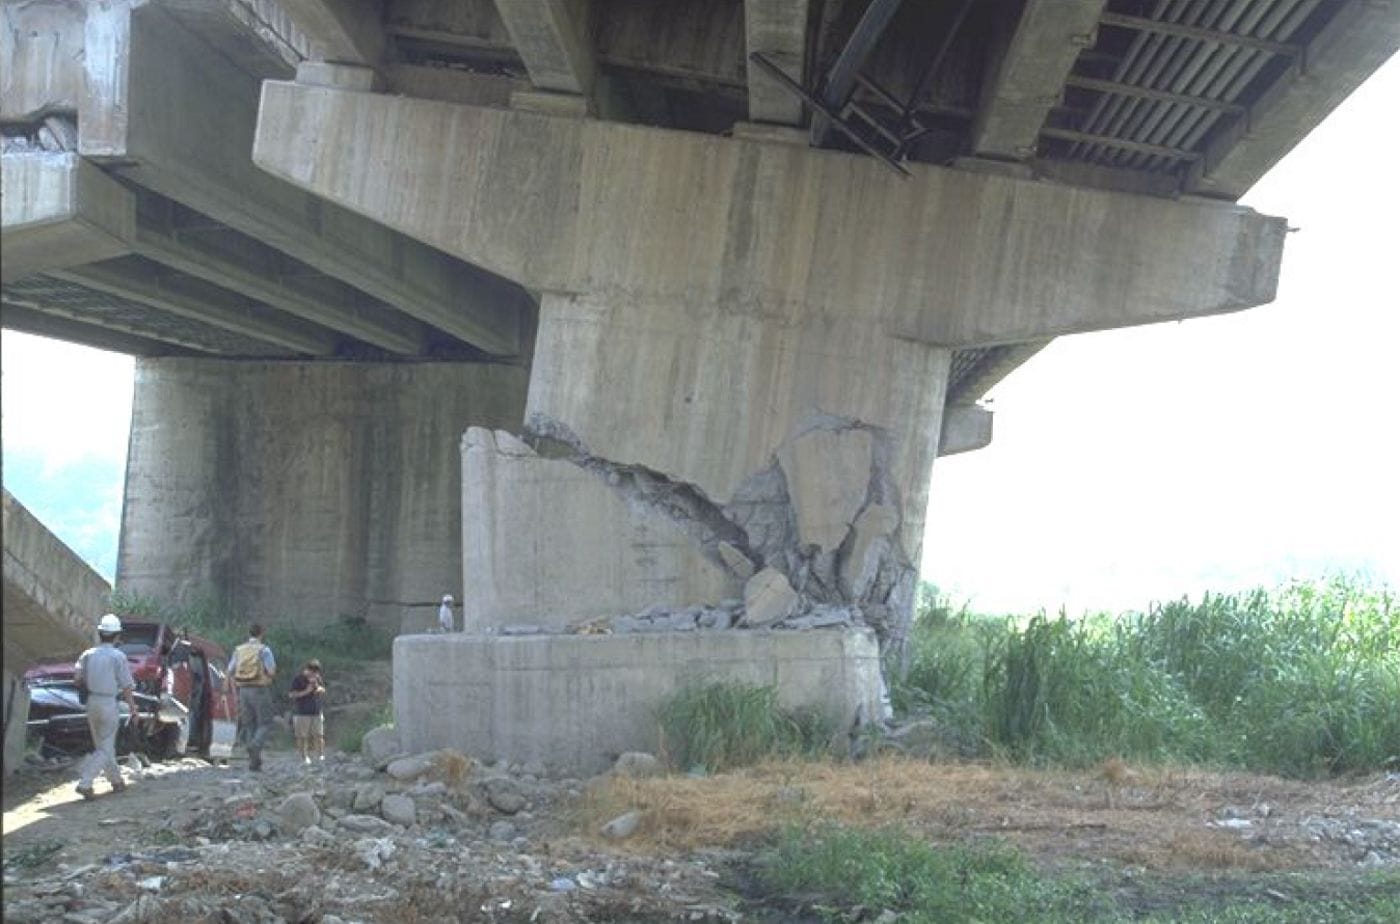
[253, 86, 1287, 659]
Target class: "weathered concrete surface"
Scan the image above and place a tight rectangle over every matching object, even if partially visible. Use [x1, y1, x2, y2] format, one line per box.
[524, 294, 951, 562]
[0, 153, 134, 282]
[2, 489, 107, 673]
[938, 405, 994, 457]
[3, 489, 109, 774]
[393, 629, 883, 774]
[253, 87, 1287, 347]
[461, 428, 734, 633]
[0, 0, 85, 122]
[117, 359, 528, 630]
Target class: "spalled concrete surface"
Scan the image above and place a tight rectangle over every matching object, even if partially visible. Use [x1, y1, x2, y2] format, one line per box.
[393, 629, 883, 774]
[461, 428, 734, 633]
[117, 359, 528, 630]
[3, 489, 109, 774]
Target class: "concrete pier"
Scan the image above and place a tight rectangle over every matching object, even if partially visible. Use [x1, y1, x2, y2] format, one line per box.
[117, 359, 528, 631]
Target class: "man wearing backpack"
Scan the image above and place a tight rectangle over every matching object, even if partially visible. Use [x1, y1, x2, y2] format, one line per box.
[227, 624, 276, 771]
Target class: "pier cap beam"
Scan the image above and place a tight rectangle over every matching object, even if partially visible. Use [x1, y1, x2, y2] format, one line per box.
[254, 84, 1287, 349]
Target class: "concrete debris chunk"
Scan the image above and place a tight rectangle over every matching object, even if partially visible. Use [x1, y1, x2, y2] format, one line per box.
[776, 425, 872, 552]
[740, 567, 800, 627]
[717, 541, 756, 579]
[277, 791, 321, 834]
[600, 810, 642, 840]
[839, 503, 900, 599]
[380, 793, 417, 827]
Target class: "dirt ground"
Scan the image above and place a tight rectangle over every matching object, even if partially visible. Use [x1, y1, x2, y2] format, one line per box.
[4, 746, 1398, 922]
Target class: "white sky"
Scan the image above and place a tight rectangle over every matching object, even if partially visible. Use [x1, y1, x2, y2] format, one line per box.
[2, 58, 1397, 611]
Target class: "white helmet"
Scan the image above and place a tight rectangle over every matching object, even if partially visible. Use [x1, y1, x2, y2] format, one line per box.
[98, 613, 123, 634]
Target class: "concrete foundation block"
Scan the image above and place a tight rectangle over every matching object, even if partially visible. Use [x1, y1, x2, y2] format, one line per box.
[393, 629, 882, 774]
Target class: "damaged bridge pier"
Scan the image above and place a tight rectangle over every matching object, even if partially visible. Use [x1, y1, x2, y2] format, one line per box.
[8, 0, 1382, 773]
[253, 82, 1284, 770]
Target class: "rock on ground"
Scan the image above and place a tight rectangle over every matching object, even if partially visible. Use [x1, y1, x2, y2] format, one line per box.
[380, 793, 417, 827]
[277, 792, 321, 834]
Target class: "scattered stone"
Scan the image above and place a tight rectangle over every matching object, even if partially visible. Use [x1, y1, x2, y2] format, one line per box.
[488, 820, 518, 840]
[481, 777, 527, 815]
[338, 813, 398, 835]
[386, 754, 434, 782]
[360, 724, 403, 770]
[277, 792, 321, 834]
[381, 793, 417, 827]
[601, 810, 642, 840]
[741, 568, 799, 627]
[614, 752, 663, 778]
[352, 782, 386, 812]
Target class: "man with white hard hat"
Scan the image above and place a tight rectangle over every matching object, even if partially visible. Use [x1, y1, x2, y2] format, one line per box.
[438, 594, 455, 633]
[73, 613, 139, 799]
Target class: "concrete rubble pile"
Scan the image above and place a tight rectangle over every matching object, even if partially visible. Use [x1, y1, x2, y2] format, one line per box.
[2, 743, 743, 924]
[467, 411, 918, 657]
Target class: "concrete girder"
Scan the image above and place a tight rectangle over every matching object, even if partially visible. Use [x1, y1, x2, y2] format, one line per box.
[744, 0, 810, 126]
[972, 0, 1108, 160]
[52, 259, 341, 356]
[253, 85, 1288, 349]
[937, 405, 993, 457]
[0, 299, 198, 356]
[279, 0, 385, 66]
[129, 219, 426, 355]
[2, 279, 266, 355]
[80, 2, 526, 356]
[491, 0, 595, 96]
[0, 154, 133, 283]
[1189, 2, 1400, 200]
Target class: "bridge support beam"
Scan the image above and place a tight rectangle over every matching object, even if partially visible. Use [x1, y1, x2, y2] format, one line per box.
[0, 154, 133, 283]
[116, 359, 529, 633]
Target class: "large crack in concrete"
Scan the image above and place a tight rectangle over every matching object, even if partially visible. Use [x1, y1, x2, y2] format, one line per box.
[522, 410, 918, 668]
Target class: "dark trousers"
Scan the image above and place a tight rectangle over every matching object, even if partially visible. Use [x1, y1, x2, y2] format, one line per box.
[236, 685, 273, 768]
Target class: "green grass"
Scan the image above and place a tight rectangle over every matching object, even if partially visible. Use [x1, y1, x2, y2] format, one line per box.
[656, 681, 835, 773]
[758, 823, 1400, 923]
[335, 701, 393, 753]
[897, 577, 1399, 778]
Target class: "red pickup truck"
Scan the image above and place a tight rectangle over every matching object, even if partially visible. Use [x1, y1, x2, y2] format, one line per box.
[24, 620, 238, 760]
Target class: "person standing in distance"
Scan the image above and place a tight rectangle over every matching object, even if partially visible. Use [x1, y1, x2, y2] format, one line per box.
[228, 624, 276, 771]
[288, 659, 326, 765]
[438, 594, 455, 633]
[73, 613, 140, 799]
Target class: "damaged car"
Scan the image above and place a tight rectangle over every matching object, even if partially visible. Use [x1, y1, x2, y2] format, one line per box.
[24, 620, 238, 760]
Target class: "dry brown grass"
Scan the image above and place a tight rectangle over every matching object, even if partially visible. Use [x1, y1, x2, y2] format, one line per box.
[569, 755, 1365, 872]
[427, 749, 474, 788]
